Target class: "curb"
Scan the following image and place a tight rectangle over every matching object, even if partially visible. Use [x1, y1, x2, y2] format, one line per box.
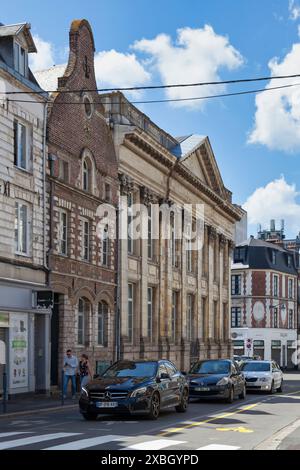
[0, 404, 77, 419]
[255, 418, 300, 450]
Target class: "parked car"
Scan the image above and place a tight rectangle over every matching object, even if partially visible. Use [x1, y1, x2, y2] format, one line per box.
[79, 359, 189, 420]
[187, 359, 246, 403]
[240, 360, 283, 393]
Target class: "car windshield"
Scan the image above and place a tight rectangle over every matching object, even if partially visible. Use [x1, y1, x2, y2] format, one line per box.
[102, 361, 157, 378]
[241, 362, 271, 372]
[190, 360, 230, 375]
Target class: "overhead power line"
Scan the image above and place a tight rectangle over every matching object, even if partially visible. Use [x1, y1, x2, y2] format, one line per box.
[5, 81, 300, 105]
[1, 72, 300, 95]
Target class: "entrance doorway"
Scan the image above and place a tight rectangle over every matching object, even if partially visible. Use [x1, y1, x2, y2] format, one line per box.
[50, 293, 60, 386]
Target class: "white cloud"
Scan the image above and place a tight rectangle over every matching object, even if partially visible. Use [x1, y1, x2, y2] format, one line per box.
[289, 0, 300, 20]
[94, 49, 151, 97]
[132, 25, 243, 109]
[243, 176, 300, 235]
[30, 35, 55, 71]
[248, 42, 300, 152]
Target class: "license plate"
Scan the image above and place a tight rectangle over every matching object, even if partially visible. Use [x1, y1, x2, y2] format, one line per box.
[96, 401, 118, 408]
[194, 387, 210, 391]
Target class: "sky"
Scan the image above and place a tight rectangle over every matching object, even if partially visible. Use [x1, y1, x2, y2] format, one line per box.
[2, 0, 300, 238]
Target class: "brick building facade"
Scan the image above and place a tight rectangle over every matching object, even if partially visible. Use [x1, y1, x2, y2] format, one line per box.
[36, 20, 118, 384]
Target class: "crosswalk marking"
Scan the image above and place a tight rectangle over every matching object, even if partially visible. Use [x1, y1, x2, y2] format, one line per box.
[44, 434, 125, 450]
[0, 433, 80, 450]
[197, 444, 241, 450]
[126, 439, 186, 450]
[0, 432, 31, 439]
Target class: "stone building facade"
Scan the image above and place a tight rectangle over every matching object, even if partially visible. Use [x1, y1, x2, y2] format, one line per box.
[231, 238, 298, 368]
[102, 92, 243, 371]
[0, 23, 50, 394]
[36, 20, 118, 384]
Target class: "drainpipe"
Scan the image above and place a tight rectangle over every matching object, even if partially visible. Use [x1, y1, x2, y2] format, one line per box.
[42, 101, 48, 272]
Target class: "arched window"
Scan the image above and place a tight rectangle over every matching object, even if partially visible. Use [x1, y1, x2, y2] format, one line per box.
[102, 224, 109, 266]
[78, 297, 90, 345]
[82, 157, 92, 192]
[98, 301, 108, 346]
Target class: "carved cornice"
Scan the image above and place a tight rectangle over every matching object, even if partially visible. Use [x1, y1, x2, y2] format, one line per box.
[219, 234, 227, 246]
[208, 225, 217, 241]
[228, 239, 236, 250]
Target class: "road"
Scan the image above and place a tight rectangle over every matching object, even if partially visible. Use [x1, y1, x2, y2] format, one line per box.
[0, 372, 299, 451]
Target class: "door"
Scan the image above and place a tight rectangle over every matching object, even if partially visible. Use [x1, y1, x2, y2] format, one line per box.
[164, 361, 181, 406]
[0, 327, 8, 396]
[35, 314, 47, 391]
[271, 348, 281, 366]
[50, 294, 60, 386]
[157, 363, 171, 408]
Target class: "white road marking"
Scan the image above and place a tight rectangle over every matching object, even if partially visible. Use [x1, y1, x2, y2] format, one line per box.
[0, 433, 80, 449]
[44, 434, 126, 450]
[0, 432, 31, 439]
[197, 444, 241, 450]
[126, 439, 186, 450]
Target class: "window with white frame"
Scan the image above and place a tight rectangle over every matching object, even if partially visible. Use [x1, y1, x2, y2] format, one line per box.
[102, 224, 109, 266]
[272, 250, 277, 265]
[58, 210, 68, 255]
[288, 310, 294, 329]
[14, 42, 27, 76]
[82, 157, 92, 192]
[78, 298, 90, 345]
[231, 307, 242, 327]
[171, 291, 177, 341]
[187, 294, 193, 341]
[147, 205, 153, 259]
[14, 119, 29, 170]
[231, 274, 241, 295]
[273, 307, 278, 328]
[98, 301, 108, 346]
[15, 202, 29, 255]
[81, 219, 90, 261]
[128, 283, 134, 342]
[186, 223, 193, 273]
[171, 212, 176, 267]
[273, 274, 279, 297]
[147, 287, 153, 340]
[127, 192, 133, 254]
[59, 159, 69, 183]
[288, 278, 294, 299]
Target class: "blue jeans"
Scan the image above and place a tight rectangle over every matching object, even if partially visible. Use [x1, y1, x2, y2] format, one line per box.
[63, 374, 76, 397]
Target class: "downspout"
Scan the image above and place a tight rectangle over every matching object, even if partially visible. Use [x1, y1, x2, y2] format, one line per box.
[42, 101, 49, 273]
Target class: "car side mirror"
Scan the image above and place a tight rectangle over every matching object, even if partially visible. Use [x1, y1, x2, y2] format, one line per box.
[160, 372, 171, 380]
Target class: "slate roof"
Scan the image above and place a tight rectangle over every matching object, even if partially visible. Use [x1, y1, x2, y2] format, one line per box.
[171, 134, 206, 159]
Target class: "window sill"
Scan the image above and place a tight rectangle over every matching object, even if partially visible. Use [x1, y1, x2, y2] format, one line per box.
[14, 165, 32, 175]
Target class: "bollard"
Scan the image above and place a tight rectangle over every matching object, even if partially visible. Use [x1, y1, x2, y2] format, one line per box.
[2, 368, 7, 413]
[61, 369, 65, 406]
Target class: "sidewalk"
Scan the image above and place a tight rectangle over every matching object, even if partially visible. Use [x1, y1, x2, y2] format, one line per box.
[0, 391, 78, 418]
[277, 420, 300, 450]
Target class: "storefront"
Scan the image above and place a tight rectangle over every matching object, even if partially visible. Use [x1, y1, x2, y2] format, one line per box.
[0, 282, 51, 396]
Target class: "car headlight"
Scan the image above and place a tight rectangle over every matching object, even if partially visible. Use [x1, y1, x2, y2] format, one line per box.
[81, 386, 89, 397]
[130, 387, 148, 398]
[216, 377, 230, 386]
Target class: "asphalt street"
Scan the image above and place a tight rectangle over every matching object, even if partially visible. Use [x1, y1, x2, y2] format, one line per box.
[0, 372, 299, 451]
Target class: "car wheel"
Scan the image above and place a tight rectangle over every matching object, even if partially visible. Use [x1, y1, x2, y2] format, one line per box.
[277, 380, 283, 393]
[226, 386, 234, 403]
[82, 412, 98, 421]
[239, 384, 246, 400]
[148, 392, 160, 420]
[176, 388, 189, 413]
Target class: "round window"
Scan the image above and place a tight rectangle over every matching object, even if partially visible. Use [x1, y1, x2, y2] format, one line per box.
[83, 96, 93, 118]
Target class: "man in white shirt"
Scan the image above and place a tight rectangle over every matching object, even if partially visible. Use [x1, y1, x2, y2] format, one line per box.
[63, 349, 78, 399]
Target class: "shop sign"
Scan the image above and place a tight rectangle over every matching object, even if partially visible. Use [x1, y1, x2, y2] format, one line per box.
[9, 313, 28, 389]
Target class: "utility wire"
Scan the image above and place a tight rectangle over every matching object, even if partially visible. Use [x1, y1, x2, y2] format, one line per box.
[1, 72, 300, 95]
[5, 81, 300, 105]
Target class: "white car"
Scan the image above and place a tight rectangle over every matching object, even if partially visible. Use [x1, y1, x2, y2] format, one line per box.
[240, 360, 283, 393]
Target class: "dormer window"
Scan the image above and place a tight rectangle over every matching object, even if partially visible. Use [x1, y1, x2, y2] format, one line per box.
[14, 42, 27, 76]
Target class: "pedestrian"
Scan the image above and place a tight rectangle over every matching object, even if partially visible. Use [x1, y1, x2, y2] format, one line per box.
[79, 353, 93, 389]
[63, 349, 78, 399]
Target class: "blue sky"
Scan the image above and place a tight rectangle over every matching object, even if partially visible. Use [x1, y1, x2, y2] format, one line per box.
[2, 0, 300, 237]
